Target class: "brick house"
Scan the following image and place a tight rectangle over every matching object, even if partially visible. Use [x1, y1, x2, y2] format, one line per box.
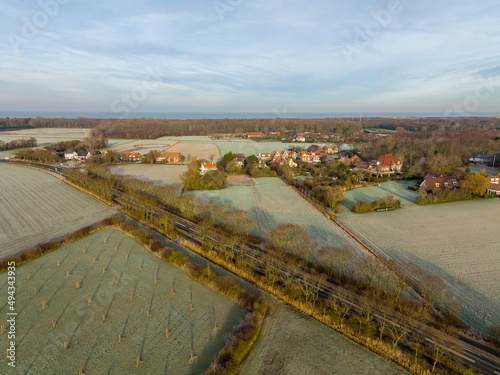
[200, 162, 217, 175]
[155, 152, 181, 163]
[121, 152, 142, 161]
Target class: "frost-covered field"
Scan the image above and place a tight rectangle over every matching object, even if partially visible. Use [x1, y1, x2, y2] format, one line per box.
[165, 142, 221, 160]
[195, 178, 359, 253]
[0, 128, 90, 145]
[0, 228, 245, 374]
[466, 165, 500, 176]
[240, 304, 408, 375]
[340, 181, 418, 211]
[109, 164, 186, 185]
[0, 165, 115, 257]
[338, 200, 500, 331]
[109, 139, 176, 154]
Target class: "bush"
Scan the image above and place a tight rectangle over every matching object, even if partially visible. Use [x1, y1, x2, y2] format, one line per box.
[161, 248, 188, 267]
[187, 263, 216, 283]
[64, 226, 94, 243]
[150, 239, 164, 253]
[130, 228, 155, 246]
[97, 216, 123, 228]
[352, 195, 401, 213]
[118, 221, 136, 233]
[213, 276, 245, 301]
[0, 256, 21, 272]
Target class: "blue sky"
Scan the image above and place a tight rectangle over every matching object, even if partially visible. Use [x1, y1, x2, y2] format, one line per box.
[1, 0, 499, 115]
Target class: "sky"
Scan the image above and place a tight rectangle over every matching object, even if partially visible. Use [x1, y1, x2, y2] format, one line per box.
[0, 0, 499, 116]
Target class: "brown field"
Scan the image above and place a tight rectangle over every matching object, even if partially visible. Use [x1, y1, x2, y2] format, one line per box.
[109, 140, 177, 154]
[164, 142, 221, 161]
[226, 174, 256, 186]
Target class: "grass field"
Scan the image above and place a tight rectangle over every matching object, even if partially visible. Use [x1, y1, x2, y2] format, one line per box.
[0, 128, 91, 145]
[226, 175, 256, 186]
[466, 165, 500, 176]
[109, 140, 176, 154]
[340, 181, 418, 211]
[240, 303, 408, 375]
[0, 165, 116, 258]
[0, 228, 245, 374]
[164, 142, 221, 161]
[194, 178, 359, 254]
[109, 164, 187, 185]
[338, 199, 500, 331]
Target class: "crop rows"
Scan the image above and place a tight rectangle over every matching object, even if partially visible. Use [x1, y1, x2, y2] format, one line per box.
[0, 165, 115, 258]
[0, 228, 245, 374]
[338, 199, 500, 331]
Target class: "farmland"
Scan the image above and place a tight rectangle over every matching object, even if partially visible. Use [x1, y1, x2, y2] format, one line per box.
[338, 199, 500, 331]
[466, 165, 500, 176]
[0, 165, 115, 258]
[194, 177, 359, 253]
[108, 139, 176, 154]
[0, 128, 90, 145]
[0, 228, 246, 374]
[165, 142, 221, 161]
[109, 164, 187, 186]
[240, 303, 408, 375]
[340, 181, 418, 211]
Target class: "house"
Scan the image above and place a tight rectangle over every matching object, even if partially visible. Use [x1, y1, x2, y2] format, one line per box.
[269, 131, 281, 136]
[76, 151, 92, 161]
[279, 150, 289, 159]
[156, 152, 181, 163]
[487, 175, 500, 195]
[324, 146, 337, 154]
[469, 154, 495, 166]
[288, 150, 298, 159]
[294, 136, 306, 142]
[375, 154, 403, 174]
[307, 145, 324, 153]
[65, 150, 91, 161]
[348, 155, 364, 165]
[287, 158, 297, 168]
[420, 177, 460, 191]
[299, 151, 310, 163]
[259, 152, 272, 161]
[233, 153, 245, 167]
[200, 162, 217, 175]
[247, 132, 265, 138]
[64, 151, 78, 160]
[310, 152, 322, 164]
[121, 152, 142, 161]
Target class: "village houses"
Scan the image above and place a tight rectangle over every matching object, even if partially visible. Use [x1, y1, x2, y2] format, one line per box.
[155, 152, 181, 163]
[200, 162, 217, 175]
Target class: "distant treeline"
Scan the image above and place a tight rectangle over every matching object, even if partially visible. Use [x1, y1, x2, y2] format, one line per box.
[0, 137, 37, 151]
[1, 116, 499, 140]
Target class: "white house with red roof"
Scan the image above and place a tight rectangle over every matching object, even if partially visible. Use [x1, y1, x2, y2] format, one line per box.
[200, 162, 217, 175]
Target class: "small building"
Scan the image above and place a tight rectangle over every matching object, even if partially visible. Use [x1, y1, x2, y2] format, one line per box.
[259, 152, 272, 161]
[307, 145, 324, 153]
[294, 136, 306, 142]
[487, 175, 500, 195]
[247, 132, 265, 138]
[420, 177, 460, 191]
[156, 152, 181, 163]
[469, 154, 495, 166]
[233, 153, 245, 168]
[121, 152, 142, 161]
[269, 131, 281, 136]
[64, 151, 78, 160]
[348, 155, 364, 165]
[43, 146, 59, 155]
[324, 146, 337, 154]
[200, 162, 217, 175]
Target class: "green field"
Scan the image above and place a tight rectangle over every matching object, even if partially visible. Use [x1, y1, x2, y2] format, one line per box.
[340, 181, 418, 211]
[0, 165, 116, 258]
[194, 178, 359, 254]
[338, 199, 500, 331]
[240, 303, 408, 375]
[0, 228, 245, 374]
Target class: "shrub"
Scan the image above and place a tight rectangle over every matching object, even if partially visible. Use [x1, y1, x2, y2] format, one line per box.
[161, 248, 188, 267]
[130, 228, 155, 246]
[213, 276, 245, 301]
[150, 239, 164, 253]
[64, 226, 94, 243]
[97, 216, 123, 228]
[352, 195, 401, 213]
[187, 263, 216, 283]
[118, 221, 136, 233]
[0, 256, 21, 272]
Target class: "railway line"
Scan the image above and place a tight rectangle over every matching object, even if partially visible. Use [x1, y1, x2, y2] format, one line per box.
[2, 160, 498, 374]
